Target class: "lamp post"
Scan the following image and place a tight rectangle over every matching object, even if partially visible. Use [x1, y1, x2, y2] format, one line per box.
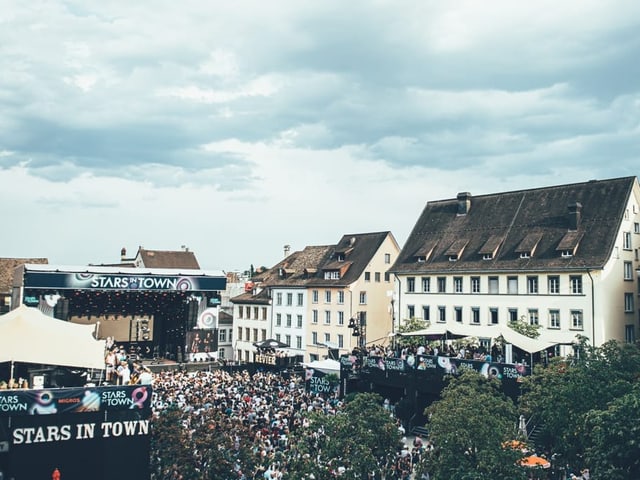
[348, 312, 366, 351]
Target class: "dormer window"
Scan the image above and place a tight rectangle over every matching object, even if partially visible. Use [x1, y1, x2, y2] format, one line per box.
[337, 253, 345, 262]
[479, 234, 503, 261]
[516, 233, 543, 259]
[417, 255, 426, 263]
[324, 271, 340, 280]
[445, 239, 469, 262]
[448, 255, 458, 262]
[482, 253, 493, 260]
[414, 240, 438, 263]
[557, 231, 583, 258]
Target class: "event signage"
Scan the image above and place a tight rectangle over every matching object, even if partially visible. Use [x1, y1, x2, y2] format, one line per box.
[305, 369, 338, 394]
[23, 270, 227, 292]
[0, 385, 152, 480]
[0, 385, 152, 417]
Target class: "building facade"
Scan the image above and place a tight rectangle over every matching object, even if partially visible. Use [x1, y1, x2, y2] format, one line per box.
[391, 176, 640, 355]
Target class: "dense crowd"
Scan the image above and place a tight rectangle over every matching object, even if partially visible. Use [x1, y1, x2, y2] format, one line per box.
[149, 368, 426, 479]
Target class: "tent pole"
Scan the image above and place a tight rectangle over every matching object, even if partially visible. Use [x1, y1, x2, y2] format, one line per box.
[10, 360, 14, 381]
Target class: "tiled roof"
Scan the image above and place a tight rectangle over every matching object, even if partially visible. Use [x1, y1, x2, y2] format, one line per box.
[0, 257, 48, 293]
[137, 248, 200, 269]
[391, 176, 637, 273]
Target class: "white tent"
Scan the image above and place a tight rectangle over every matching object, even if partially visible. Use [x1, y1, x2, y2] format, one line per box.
[400, 323, 576, 354]
[0, 304, 106, 371]
[303, 358, 341, 375]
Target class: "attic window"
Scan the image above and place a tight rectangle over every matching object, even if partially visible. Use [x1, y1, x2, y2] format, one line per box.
[324, 271, 340, 280]
[445, 238, 469, 262]
[479, 235, 503, 261]
[336, 253, 345, 262]
[414, 240, 438, 263]
[417, 255, 426, 263]
[515, 233, 543, 258]
[556, 231, 583, 258]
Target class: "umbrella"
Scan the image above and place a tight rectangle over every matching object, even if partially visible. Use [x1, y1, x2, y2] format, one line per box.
[253, 339, 290, 349]
[519, 455, 551, 468]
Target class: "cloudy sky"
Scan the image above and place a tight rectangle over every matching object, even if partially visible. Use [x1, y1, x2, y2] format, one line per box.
[1, 1, 639, 272]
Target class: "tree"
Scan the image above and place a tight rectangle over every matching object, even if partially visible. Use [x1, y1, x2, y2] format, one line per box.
[583, 383, 640, 480]
[416, 370, 528, 480]
[507, 315, 541, 339]
[287, 393, 401, 479]
[396, 317, 430, 348]
[519, 339, 640, 475]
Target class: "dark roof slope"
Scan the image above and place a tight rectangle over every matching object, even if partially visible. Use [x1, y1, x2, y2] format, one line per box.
[391, 177, 636, 274]
[138, 248, 200, 269]
[0, 257, 48, 292]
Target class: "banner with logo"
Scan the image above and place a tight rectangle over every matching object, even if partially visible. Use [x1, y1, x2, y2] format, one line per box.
[305, 368, 339, 395]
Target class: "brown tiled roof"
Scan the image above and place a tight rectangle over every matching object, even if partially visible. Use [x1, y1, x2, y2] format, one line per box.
[391, 176, 637, 273]
[0, 257, 48, 292]
[137, 248, 200, 269]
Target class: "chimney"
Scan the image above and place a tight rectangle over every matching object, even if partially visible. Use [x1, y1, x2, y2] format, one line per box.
[457, 192, 472, 216]
[284, 244, 291, 257]
[120, 247, 127, 260]
[568, 202, 582, 230]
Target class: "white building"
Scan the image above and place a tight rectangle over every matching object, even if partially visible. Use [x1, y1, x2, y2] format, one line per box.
[390, 176, 640, 357]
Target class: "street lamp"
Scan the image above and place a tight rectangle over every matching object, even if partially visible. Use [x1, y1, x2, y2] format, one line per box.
[348, 312, 366, 350]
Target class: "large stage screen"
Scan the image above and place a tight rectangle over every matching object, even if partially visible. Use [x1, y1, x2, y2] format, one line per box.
[0, 385, 152, 480]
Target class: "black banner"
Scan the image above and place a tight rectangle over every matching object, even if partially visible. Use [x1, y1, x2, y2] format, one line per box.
[304, 368, 339, 395]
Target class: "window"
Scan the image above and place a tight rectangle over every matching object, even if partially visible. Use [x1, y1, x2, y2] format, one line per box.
[454, 277, 463, 293]
[253, 329, 258, 342]
[527, 276, 539, 294]
[570, 275, 583, 294]
[624, 292, 634, 312]
[297, 315, 303, 328]
[571, 310, 583, 329]
[312, 290, 319, 303]
[237, 306, 243, 319]
[364, 272, 371, 282]
[408, 305, 415, 319]
[219, 329, 226, 342]
[338, 334, 344, 348]
[375, 272, 381, 282]
[237, 327, 242, 341]
[549, 309, 560, 329]
[276, 292, 283, 306]
[245, 306, 251, 319]
[422, 305, 430, 321]
[245, 327, 250, 340]
[253, 307, 259, 319]
[507, 277, 518, 294]
[438, 306, 446, 322]
[297, 293, 304, 306]
[325, 290, 331, 303]
[385, 253, 391, 264]
[384, 272, 390, 282]
[488, 277, 499, 294]
[422, 277, 431, 293]
[337, 291, 345, 304]
[454, 306, 463, 323]
[219, 348, 225, 359]
[324, 271, 340, 280]
[359, 291, 367, 304]
[262, 307, 267, 320]
[471, 307, 480, 324]
[635, 222, 640, 234]
[625, 325, 635, 344]
[285, 335, 291, 346]
[407, 277, 416, 293]
[548, 276, 560, 294]
[324, 333, 330, 344]
[471, 277, 481, 293]
[286, 293, 293, 306]
[296, 336, 303, 349]
[312, 310, 318, 324]
[324, 311, 331, 325]
[528, 309, 539, 325]
[623, 231, 632, 250]
[276, 313, 282, 327]
[286, 314, 292, 327]
[437, 277, 446, 293]
[624, 261, 633, 280]
[312, 331, 318, 345]
[338, 311, 344, 326]
[228, 329, 232, 343]
[508, 308, 518, 322]
[489, 308, 498, 325]
[262, 329, 267, 341]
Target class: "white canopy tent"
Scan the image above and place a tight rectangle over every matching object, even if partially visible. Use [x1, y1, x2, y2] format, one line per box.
[0, 304, 106, 378]
[399, 323, 576, 354]
[303, 358, 341, 375]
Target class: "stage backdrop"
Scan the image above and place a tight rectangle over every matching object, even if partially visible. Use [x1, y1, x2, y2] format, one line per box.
[0, 385, 152, 480]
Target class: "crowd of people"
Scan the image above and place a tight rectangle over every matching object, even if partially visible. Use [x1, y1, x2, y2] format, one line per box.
[149, 367, 425, 479]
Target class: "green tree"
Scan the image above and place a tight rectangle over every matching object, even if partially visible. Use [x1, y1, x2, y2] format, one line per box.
[287, 393, 401, 479]
[519, 339, 640, 474]
[583, 383, 640, 480]
[396, 317, 430, 348]
[416, 370, 528, 480]
[507, 315, 541, 339]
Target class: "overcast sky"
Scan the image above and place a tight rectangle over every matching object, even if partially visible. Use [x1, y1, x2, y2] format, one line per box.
[1, 1, 639, 272]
